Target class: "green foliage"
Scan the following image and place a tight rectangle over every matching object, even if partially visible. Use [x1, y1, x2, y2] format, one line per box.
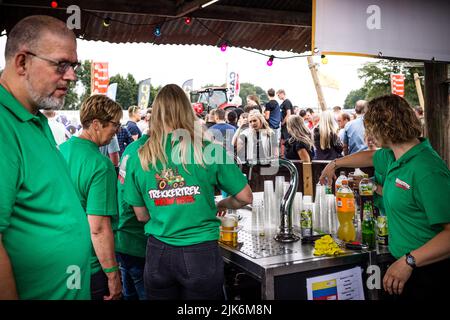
[238, 83, 269, 105]
[344, 59, 423, 108]
[344, 87, 368, 109]
[64, 80, 79, 109]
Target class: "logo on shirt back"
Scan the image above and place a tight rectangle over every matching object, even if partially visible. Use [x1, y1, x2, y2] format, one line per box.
[148, 167, 201, 206]
[395, 178, 410, 190]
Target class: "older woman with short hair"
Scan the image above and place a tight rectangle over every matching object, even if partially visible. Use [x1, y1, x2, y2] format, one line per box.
[320, 94, 450, 300]
[60, 94, 123, 300]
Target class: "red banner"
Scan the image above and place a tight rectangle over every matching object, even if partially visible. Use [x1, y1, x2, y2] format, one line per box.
[390, 74, 405, 97]
[91, 62, 109, 95]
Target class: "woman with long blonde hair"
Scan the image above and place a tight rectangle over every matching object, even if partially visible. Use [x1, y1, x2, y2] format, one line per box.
[285, 115, 314, 161]
[313, 110, 343, 160]
[123, 84, 252, 300]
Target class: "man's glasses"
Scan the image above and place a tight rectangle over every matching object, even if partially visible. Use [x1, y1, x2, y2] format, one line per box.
[24, 51, 81, 75]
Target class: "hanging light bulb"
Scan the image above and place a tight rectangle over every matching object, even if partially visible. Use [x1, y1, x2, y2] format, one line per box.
[50, 1, 58, 8]
[220, 42, 228, 52]
[267, 55, 274, 66]
[154, 25, 162, 37]
[103, 18, 111, 27]
[321, 54, 328, 64]
[184, 17, 192, 25]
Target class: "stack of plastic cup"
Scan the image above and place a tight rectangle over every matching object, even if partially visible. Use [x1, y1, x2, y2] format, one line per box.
[252, 199, 265, 236]
[274, 176, 285, 227]
[314, 184, 325, 233]
[264, 180, 275, 231]
[326, 194, 337, 235]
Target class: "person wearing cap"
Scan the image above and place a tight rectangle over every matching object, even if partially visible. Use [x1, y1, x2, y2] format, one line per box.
[0, 15, 91, 300]
[60, 94, 123, 300]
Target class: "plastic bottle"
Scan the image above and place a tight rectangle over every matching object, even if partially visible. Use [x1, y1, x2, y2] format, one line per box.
[361, 202, 376, 249]
[336, 180, 356, 242]
[335, 171, 348, 194]
[301, 201, 313, 238]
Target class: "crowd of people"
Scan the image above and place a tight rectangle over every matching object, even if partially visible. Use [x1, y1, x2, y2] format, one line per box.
[1, 15, 449, 302]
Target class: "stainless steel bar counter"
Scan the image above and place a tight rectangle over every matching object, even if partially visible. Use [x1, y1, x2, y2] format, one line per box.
[219, 208, 393, 300]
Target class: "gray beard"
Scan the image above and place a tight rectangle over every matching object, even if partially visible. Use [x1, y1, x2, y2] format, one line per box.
[26, 78, 65, 110]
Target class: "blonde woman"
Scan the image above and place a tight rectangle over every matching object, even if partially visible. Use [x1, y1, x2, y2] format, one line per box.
[313, 110, 343, 160]
[237, 110, 277, 163]
[285, 115, 314, 162]
[123, 84, 252, 300]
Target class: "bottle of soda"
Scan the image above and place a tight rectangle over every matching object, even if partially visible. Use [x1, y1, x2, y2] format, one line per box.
[361, 202, 376, 249]
[335, 171, 348, 194]
[377, 215, 389, 246]
[336, 180, 356, 242]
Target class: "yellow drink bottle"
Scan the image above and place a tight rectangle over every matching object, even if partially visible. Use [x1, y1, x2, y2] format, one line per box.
[336, 180, 356, 242]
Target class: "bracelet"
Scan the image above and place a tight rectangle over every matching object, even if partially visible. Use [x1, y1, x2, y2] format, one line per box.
[103, 265, 119, 273]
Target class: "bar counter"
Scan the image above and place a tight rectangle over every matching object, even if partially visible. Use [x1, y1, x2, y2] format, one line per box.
[219, 207, 394, 300]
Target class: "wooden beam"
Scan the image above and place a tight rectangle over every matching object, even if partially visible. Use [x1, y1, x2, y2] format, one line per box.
[424, 62, 450, 166]
[414, 73, 425, 109]
[307, 56, 327, 111]
[302, 162, 313, 196]
[176, 0, 217, 17]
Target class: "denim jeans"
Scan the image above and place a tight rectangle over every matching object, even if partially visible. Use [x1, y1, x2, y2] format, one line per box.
[116, 252, 147, 300]
[144, 235, 225, 300]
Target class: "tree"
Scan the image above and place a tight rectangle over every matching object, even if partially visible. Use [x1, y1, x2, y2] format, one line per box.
[77, 60, 92, 106]
[109, 73, 139, 109]
[150, 84, 161, 105]
[345, 59, 423, 107]
[238, 83, 268, 105]
[344, 87, 368, 109]
[64, 80, 79, 110]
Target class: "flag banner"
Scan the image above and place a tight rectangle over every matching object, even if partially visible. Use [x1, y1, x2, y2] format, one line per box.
[106, 83, 118, 101]
[391, 74, 405, 97]
[227, 71, 240, 103]
[138, 78, 151, 109]
[91, 62, 109, 95]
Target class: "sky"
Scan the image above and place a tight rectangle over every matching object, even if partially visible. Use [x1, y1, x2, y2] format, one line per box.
[0, 35, 377, 110]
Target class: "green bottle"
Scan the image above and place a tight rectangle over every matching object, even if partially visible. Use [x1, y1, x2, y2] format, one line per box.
[362, 202, 376, 249]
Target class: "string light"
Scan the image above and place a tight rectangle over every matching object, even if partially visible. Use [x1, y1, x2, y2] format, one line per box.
[267, 55, 274, 66]
[50, 1, 58, 8]
[184, 17, 192, 25]
[154, 25, 162, 37]
[321, 54, 328, 64]
[220, 42, 228, 52]
[103, 18, 111, 27]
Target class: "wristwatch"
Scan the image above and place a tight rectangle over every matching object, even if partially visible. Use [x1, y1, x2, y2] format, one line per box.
[405, 252, 417, 269]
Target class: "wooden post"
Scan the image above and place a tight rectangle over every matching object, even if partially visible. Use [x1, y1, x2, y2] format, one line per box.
[307, 56, 327, 111]
[302, 162, 313, 196]
[424, 62, 450, 166]
[414, 73, 425, 108]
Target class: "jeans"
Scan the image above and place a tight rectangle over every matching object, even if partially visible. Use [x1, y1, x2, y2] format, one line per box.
[116, 252, 147, 300]
[90, 270, 109, 301]
[144, 235, 225, 300]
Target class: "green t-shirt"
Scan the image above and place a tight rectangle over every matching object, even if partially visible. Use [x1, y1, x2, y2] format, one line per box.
[373, 138, 450, 258]
[0, 85, 91, 299]
[115, 134, 149, 257]
[123, 134, 248, 246]
[60, 136, 118, 275]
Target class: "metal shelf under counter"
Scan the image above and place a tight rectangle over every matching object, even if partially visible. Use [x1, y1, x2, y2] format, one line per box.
[219, 208, 394, 300]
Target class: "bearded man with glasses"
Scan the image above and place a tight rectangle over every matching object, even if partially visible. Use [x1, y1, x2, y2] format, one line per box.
[0, 15, 91, 299]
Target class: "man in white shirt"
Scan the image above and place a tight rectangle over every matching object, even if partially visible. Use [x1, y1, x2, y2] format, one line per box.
[42, 110, 66, 146]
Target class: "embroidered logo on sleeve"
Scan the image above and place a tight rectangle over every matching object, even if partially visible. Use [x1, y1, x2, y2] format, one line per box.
[395, 178, 410, 190]
[148, 168, 201, 206]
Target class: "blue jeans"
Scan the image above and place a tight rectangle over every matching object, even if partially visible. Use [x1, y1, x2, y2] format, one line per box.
[116, 252, 147, 300]
[144, 236, 225, 300]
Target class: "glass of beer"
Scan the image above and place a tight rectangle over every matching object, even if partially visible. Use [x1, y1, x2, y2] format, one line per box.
[220, 214, 239, 247]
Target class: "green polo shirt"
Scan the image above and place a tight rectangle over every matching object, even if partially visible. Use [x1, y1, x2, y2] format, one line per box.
[0, 85, 91, 299]
[59, 136, 118, 275]
[123, 134, 248, 246]
[115, 134, 149, 258]
[373, 138, 450, 259]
